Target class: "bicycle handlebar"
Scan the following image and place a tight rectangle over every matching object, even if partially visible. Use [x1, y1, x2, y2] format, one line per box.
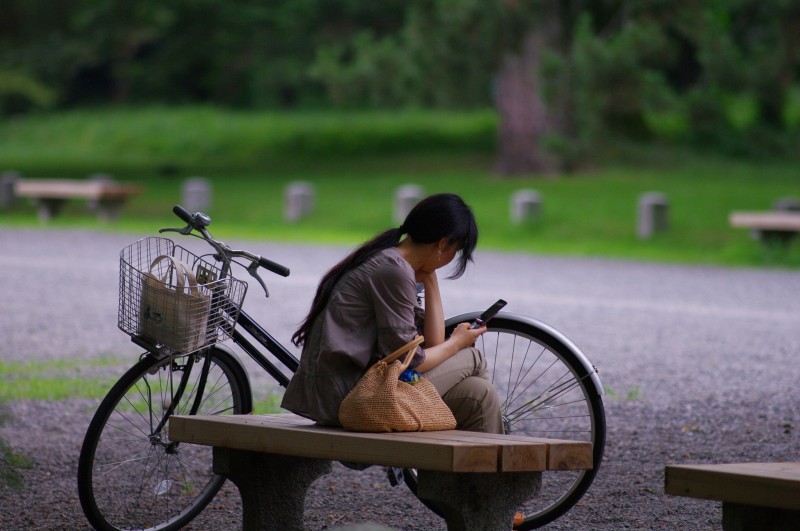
[160, 205, 291, 296]
[173, 205, 193, 224]
[258, 256, 291, 277]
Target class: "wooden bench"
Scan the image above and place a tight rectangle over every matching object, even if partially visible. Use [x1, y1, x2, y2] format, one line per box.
[169, 413, 593, 531]
[13, 178, 141, 222]
[665, 462, 800, 531]
[729, 211, 800, 245]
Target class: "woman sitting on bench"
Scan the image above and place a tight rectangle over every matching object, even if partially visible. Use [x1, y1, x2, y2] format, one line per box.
[282, 193, 503, 434]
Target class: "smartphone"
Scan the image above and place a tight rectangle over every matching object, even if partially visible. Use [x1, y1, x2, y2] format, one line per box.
[470, 299, 507, 329]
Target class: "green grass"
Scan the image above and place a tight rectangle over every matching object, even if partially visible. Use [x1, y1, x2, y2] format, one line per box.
[0, 358, 121, 401]
[0, 402, 34, 489]
[252, 392, 284, 414]
[604, 385, 642, 402]
[1, 107, 799, 268]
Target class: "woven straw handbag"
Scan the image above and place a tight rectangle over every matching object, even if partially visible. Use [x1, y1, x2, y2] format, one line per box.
[338, 336, 457, 432]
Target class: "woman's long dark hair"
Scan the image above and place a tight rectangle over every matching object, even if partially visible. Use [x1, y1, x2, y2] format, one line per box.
[291, 193, 478, 347]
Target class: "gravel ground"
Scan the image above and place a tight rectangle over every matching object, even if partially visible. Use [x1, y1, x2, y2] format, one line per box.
[1, 227, 798, 530]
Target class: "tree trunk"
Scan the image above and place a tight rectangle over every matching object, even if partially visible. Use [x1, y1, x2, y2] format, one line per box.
[493, 31, 559, 176]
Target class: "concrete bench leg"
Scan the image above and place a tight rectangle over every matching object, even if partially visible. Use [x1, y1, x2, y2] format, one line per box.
[213, 447, 332, 531]
[722, 502, 800, 531]
[416, 470, 541, 531]
[756, 229, 796, 247]
[32, 198, 66, 222]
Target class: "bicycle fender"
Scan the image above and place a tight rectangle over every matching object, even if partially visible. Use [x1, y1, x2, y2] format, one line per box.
[213, 343, 255, 412]
[446, 310, 605, 396]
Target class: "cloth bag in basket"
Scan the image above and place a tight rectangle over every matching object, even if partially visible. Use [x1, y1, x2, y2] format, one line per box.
[139, 255, 211, 353]
[338, 336, 456, 432]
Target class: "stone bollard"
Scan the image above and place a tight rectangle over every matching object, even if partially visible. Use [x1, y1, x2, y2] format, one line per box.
[637, 192, 669, 240]
[510, 189, 542, 225]
[0, 170, 21, 208]
[394, 184, 423, 225]
[88, 172, 114, 183]
[182, 177, 212, 213]
[284, 181, 315, 222]
[773, 196, 800, 212]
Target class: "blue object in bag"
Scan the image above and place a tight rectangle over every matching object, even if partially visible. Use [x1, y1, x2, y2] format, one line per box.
[399, 369, 420, 384]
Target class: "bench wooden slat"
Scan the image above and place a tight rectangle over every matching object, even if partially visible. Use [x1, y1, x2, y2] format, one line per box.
[170, 415, 505, 472]
[665, 462, 800, 511]
[508, 436, 593, 471]
[170, 413, 593, 473]
[729, 211, 800, 231]
[357, 430, 546, 472]
[395, 430, 591, 471]
[225, 413, 550, 471]
[15, 178, 141, 199]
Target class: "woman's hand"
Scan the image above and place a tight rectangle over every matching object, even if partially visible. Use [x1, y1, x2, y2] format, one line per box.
[416, 321, 485, 372]
[449, 321, 487, 350]
[415, 268, 436, 285]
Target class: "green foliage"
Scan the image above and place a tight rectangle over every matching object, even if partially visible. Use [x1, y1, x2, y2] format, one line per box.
[784, 86, 800, 129]
[310, 0, 502, 108]
[1, 0, 799, 161]
[533, 0, 800, 162]
[0, 106, 496, 174]
[0, 70, 57, 115]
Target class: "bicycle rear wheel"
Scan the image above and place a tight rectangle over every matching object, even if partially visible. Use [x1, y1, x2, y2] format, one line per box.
[78, 347, 251, 531]
[405, 315, 605, 530]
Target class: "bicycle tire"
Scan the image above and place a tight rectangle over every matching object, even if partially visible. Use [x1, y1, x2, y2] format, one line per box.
[404, 315, 605, 530]
[77, 347, 252, 531]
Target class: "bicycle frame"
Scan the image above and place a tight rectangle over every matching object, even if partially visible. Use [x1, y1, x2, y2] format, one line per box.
[228, 307, 299, 388]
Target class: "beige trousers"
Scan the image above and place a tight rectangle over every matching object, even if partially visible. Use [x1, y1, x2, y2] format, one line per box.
[423, 347, 504, 434]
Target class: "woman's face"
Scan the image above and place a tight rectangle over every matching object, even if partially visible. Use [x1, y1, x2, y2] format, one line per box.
[420, 240, 460, 274]
[438, 242, 460, 269]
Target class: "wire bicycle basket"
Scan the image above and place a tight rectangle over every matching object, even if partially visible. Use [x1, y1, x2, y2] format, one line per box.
[118, 237, 247, 355]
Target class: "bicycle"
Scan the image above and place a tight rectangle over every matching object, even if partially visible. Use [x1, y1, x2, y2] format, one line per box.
[77, 206, 606, 531]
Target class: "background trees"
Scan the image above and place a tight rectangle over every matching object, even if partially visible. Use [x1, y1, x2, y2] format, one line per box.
[1, 0, 798, 173]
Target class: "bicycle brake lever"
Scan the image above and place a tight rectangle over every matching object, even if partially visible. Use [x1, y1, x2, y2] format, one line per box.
[159, 225, 193, 236]
[247, 261, 270, 297]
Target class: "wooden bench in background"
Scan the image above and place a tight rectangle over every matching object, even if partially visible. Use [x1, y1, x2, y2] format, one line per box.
[729, 211, 800, 246]
[665, 462, 800, 531]
[169, 413, 593, 531]
[13, 178, 141, 222]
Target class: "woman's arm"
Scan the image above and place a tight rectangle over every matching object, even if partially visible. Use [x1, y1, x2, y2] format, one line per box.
[415, 270, 487, 372]
[419, 271, 446, 347]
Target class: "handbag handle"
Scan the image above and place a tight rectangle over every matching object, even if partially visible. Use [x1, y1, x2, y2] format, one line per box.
[381, 335, 425, 371]
[149, 255, 201, 294]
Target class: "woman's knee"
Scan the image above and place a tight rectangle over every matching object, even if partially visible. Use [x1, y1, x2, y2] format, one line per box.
[443, 376, 503, 433]
[423, 346, 488, 393]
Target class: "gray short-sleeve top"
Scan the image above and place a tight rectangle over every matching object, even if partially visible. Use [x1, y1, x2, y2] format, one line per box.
[280, 247, 425, 425]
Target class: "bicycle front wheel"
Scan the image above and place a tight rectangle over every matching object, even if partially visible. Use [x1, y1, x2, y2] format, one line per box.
[405, 315, 606, 530]
[77, 347, 251, 531]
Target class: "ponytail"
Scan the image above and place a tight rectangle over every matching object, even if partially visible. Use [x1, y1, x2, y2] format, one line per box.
[291, 227, 404, 347]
